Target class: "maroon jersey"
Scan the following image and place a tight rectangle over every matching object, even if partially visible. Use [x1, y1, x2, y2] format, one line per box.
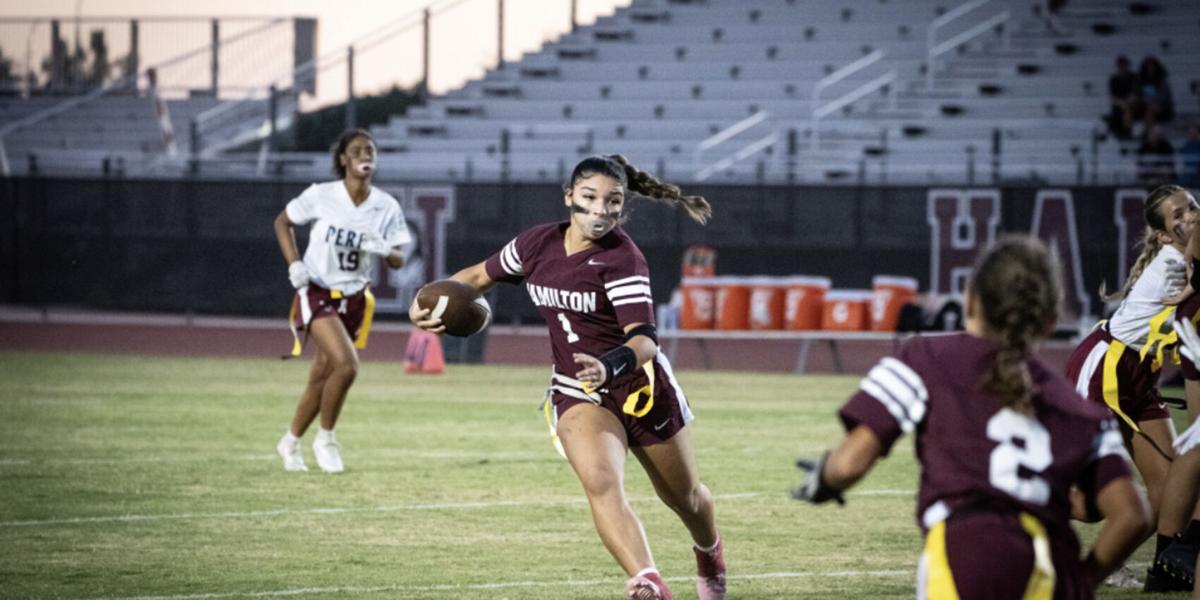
[485, 222, 655, 376]
[840, 334, 1130, 553]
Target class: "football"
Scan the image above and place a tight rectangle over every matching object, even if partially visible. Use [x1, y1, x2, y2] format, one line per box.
[415, 279, 491, 337]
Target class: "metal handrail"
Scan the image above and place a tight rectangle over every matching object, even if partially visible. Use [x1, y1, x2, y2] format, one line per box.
[810, 50, 894, 149]
[692, 111, 775, 181]
[926, 0, 1011, 87]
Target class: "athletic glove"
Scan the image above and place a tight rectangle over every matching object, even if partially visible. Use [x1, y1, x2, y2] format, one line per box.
[288, 260, 310, 289]
[360, 234, 394, 257]
[1164, 258, 1188, 298]
[1177, 318, 1200, 365]
[790, 451, 845, 506]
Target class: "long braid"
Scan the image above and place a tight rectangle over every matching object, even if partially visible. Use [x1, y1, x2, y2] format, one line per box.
[973, 236, 1062, 413]
[608, 154, 712, 224]
[1101, 183, 1187, 301]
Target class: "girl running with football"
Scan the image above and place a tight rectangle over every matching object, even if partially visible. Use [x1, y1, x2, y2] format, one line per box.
[410, 155, 724, 600]
[272, 129, 410, 473]
[794, 235, 1150, 598]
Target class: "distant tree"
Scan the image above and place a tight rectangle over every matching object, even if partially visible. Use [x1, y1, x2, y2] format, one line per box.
[287, 85, 421, 151]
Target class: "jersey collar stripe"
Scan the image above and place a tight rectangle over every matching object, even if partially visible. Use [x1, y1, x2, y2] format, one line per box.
[607, 284, 653, 299]
[612, 297, 653, 307]
[605, 275, 650, 289]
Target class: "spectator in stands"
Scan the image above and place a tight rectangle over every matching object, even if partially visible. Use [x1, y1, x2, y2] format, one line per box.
[1179, 123, 1200, 186]
[273, 129, 410, 473]
[1107, 56, 1138, 140]
[1137, 124, 1177, 185]
[1137, 56, 1175, 128]
[411, 155, 725, 600]
[793, 235, 1150, 597]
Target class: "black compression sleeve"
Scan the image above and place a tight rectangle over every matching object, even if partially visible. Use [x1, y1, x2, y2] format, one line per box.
[598, 345, 638, 386]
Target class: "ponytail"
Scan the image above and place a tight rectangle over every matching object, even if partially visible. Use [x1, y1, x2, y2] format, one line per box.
[606, 155, 712, 224]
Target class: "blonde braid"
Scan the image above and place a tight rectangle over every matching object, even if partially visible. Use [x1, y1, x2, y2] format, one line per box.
[608, 154, 712, 224]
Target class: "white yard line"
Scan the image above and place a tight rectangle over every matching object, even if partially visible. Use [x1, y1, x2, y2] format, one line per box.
[94, 569, 915, 600]
[0, 490, 906, 529]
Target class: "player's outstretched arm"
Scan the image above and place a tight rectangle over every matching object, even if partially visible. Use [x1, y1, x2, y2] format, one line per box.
[1081, 477, 1151, 588]
[450, 261, 498, 293]
[792, 425, 882, 505]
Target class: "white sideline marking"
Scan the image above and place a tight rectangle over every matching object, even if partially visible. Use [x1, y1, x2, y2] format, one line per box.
[0, 489, 909, 529]
[93, 569, 914, 600]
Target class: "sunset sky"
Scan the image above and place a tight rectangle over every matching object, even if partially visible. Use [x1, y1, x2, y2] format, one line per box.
[0, 0, 631, 106]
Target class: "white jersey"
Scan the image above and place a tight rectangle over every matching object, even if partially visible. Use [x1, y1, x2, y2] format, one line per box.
[1108, 244, 1182, 350]
[286, 181, 411, 294]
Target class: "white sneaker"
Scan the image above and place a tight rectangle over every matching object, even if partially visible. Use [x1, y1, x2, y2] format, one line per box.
[312, 434, 344, 473]
[276, 436, 307, 472]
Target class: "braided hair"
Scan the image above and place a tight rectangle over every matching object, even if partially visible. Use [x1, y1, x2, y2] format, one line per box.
[566, 155, 712, 224]
[1102, 184, 1189, 301]
[971, 235, 1062, 414]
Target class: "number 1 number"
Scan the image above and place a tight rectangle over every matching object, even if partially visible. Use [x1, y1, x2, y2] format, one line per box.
[558, 313, 580, 343]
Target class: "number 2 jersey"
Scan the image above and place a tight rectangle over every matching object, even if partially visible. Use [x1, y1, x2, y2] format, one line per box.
[484, 222, 679, 404]
[285, 181, 411, 295]
[839, 333, 1131, 548]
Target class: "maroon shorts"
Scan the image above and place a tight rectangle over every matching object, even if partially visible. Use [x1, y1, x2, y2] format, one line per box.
[291, 284, 373, 346]
[1179, 294, 1200, 380]
[923, 511, 1088, 599]
[547, 354, 694, 447]
[1064, 327, 1168, 432]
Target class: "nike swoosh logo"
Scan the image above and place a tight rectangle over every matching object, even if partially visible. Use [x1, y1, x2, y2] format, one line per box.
[612, 363, 626, 376]
[654, 420, 670, 431]
[587, 259, 604, 266]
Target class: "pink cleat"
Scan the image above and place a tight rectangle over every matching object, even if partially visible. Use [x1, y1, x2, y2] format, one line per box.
[693, 537, 726, 600]
[626, 569, 673, 600]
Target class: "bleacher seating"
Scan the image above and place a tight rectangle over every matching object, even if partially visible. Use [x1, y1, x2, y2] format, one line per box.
[366, 0, 1200, 185]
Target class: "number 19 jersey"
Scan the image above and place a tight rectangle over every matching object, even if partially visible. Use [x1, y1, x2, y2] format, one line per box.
[286, 181, 410, 294]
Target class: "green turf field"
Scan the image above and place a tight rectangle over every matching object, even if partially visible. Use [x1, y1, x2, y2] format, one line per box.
[0, 351, 1184, 599]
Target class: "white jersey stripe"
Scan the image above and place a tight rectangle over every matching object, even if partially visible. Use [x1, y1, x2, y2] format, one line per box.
[500, 242, 523, 276]
[612, 297, 653, 307]
[298, 286, 314, 325]
[1075, 340, 1109, 398]
[606, 284, 652, 299]
[605, 275, 650, 289]
[860, 378, 915, 433]
[880, 357, 927, 401]
[655, 352, 694, 424]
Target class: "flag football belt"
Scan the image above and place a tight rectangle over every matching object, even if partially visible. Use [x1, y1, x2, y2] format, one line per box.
[923, 510, 1054, 600]
[286, 287, 376, 358]
[544, 361, 656, 456]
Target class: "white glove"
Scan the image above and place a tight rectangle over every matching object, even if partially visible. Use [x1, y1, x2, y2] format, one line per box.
[360, 234, 394, 257]
[288, 260, 310, 289]
[1178, 318, 1200, 365]
[1164, 258, 1188, 298]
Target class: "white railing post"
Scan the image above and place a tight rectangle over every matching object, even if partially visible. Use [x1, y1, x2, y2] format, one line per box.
[693, 111, 775, 181]
[811, 50, 891, 150]
[926, 0, 1011, 88]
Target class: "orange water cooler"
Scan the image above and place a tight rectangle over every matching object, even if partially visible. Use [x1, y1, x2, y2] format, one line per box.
[680, 276, 719, 330]
[821, 289, 873, 331]
[748, 277, 786, 330]
[784, 276, 831, 330]
[715, 276, 752, 330]
[870, 275, 919, 331]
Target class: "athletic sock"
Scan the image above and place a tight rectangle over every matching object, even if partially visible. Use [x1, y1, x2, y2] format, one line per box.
[316, 427, 334, 443]
[1156, 534, 1174, 559]
[695, 537, 720, 554]
[283, 431, 300, 444]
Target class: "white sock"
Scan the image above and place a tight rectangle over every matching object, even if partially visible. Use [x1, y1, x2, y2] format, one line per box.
[695, 536, 720, 554]
[316, 427, 335, 443]
[282, 431, 299, 444]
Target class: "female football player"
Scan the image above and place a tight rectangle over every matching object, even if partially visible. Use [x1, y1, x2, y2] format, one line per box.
[272, 129, 410, 473]
[794, 235, 1150, 598]
[410, 155, 722, 600]
[1064, 184, 1196, 589]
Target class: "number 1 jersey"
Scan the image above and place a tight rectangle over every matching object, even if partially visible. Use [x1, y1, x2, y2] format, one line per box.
[484, 222, 655, 376]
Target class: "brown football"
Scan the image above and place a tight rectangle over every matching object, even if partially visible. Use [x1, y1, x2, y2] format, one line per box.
[415, 279, 491, 337]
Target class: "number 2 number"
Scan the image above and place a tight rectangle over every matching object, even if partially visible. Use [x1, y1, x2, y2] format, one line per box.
[558, 313, 580, 343]
[987, 408, 1052, 505]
